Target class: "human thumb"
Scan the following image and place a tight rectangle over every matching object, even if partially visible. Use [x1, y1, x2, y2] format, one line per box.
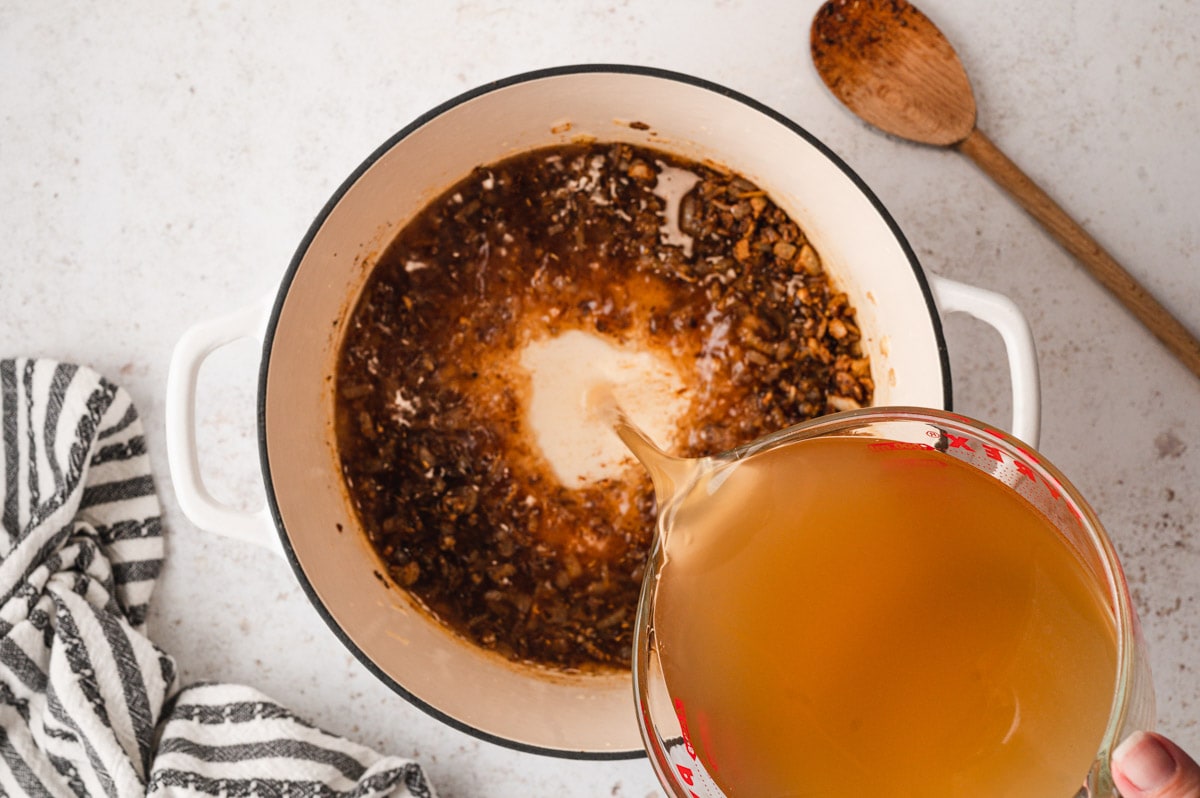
[1112, 731, 1200, 798]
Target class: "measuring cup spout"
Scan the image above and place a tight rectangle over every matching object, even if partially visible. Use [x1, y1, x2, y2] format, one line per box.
[612, 422, 697, 504]
[588, 382, 698, 503]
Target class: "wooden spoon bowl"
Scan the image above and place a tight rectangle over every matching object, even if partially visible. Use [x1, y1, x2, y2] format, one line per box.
[812, 0, 975, 146]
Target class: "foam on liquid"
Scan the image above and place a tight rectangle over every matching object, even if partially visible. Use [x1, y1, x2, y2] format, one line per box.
[519, 329, 688, 487]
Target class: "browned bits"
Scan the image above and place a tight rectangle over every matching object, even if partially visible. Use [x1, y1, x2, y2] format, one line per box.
[334, 142, 873, 672]
[627, 160, 655, 181]
[797, 243, 822, 275]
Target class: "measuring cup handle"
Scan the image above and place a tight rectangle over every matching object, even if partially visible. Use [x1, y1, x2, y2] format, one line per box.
[164, 295, 283, 555]
[929, 274, 1042, 447]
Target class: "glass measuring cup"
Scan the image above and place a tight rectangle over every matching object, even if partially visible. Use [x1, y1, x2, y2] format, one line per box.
[621, 406, 1155, 798]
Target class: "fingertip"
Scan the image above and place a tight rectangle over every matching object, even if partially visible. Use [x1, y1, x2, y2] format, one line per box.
[1113, 731, 1178, 795]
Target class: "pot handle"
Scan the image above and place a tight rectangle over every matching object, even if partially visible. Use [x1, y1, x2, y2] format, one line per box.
[928, 274, 1042, 447]
[165, 296, 283, 555]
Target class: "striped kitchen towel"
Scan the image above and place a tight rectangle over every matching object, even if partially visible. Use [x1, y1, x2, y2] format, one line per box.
[0, 358, 436, 797]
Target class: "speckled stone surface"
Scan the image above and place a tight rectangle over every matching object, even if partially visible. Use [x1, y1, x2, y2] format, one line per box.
[2, 1, 1197, 795]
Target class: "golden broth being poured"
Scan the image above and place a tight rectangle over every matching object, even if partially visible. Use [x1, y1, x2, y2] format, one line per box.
[605, 398, 1122, 798]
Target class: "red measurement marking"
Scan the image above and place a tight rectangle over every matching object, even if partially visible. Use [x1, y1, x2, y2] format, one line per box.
[673, 698, 703, 796]
[673, 698, 697, 760]
[944, 433, 974, 451]
[875, 435, 1083, 522]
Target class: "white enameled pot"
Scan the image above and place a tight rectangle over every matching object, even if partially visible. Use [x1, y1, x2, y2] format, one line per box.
[165, 65, 1040, 759]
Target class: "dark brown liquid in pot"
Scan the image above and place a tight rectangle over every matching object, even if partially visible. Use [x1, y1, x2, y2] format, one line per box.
[335, 141, 872, 671]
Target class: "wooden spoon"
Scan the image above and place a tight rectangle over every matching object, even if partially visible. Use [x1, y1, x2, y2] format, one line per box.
[811, 0, 1200, 380]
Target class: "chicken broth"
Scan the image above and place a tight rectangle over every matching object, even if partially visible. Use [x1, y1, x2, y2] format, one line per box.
[334, 141, 873, 670]
[651, 435, 1117, 797]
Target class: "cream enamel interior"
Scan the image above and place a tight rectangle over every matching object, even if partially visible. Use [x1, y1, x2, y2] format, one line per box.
[261, 69, 948, 756]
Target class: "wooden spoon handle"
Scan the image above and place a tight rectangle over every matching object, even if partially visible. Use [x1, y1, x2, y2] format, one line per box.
[957, 127, 1200, 380]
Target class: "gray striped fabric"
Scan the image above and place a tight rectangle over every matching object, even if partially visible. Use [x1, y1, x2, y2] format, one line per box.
[0, 359, 435, 797]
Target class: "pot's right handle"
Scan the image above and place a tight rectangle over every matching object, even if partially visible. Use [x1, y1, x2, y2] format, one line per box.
[165, 296, 283, 555]
[929, 274, 1042, 447]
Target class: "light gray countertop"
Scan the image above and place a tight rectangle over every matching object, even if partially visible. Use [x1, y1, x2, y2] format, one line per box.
[2, 1, 1197, 795]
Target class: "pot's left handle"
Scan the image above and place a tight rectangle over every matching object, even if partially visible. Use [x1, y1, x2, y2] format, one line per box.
[165, 296, 283, 555]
